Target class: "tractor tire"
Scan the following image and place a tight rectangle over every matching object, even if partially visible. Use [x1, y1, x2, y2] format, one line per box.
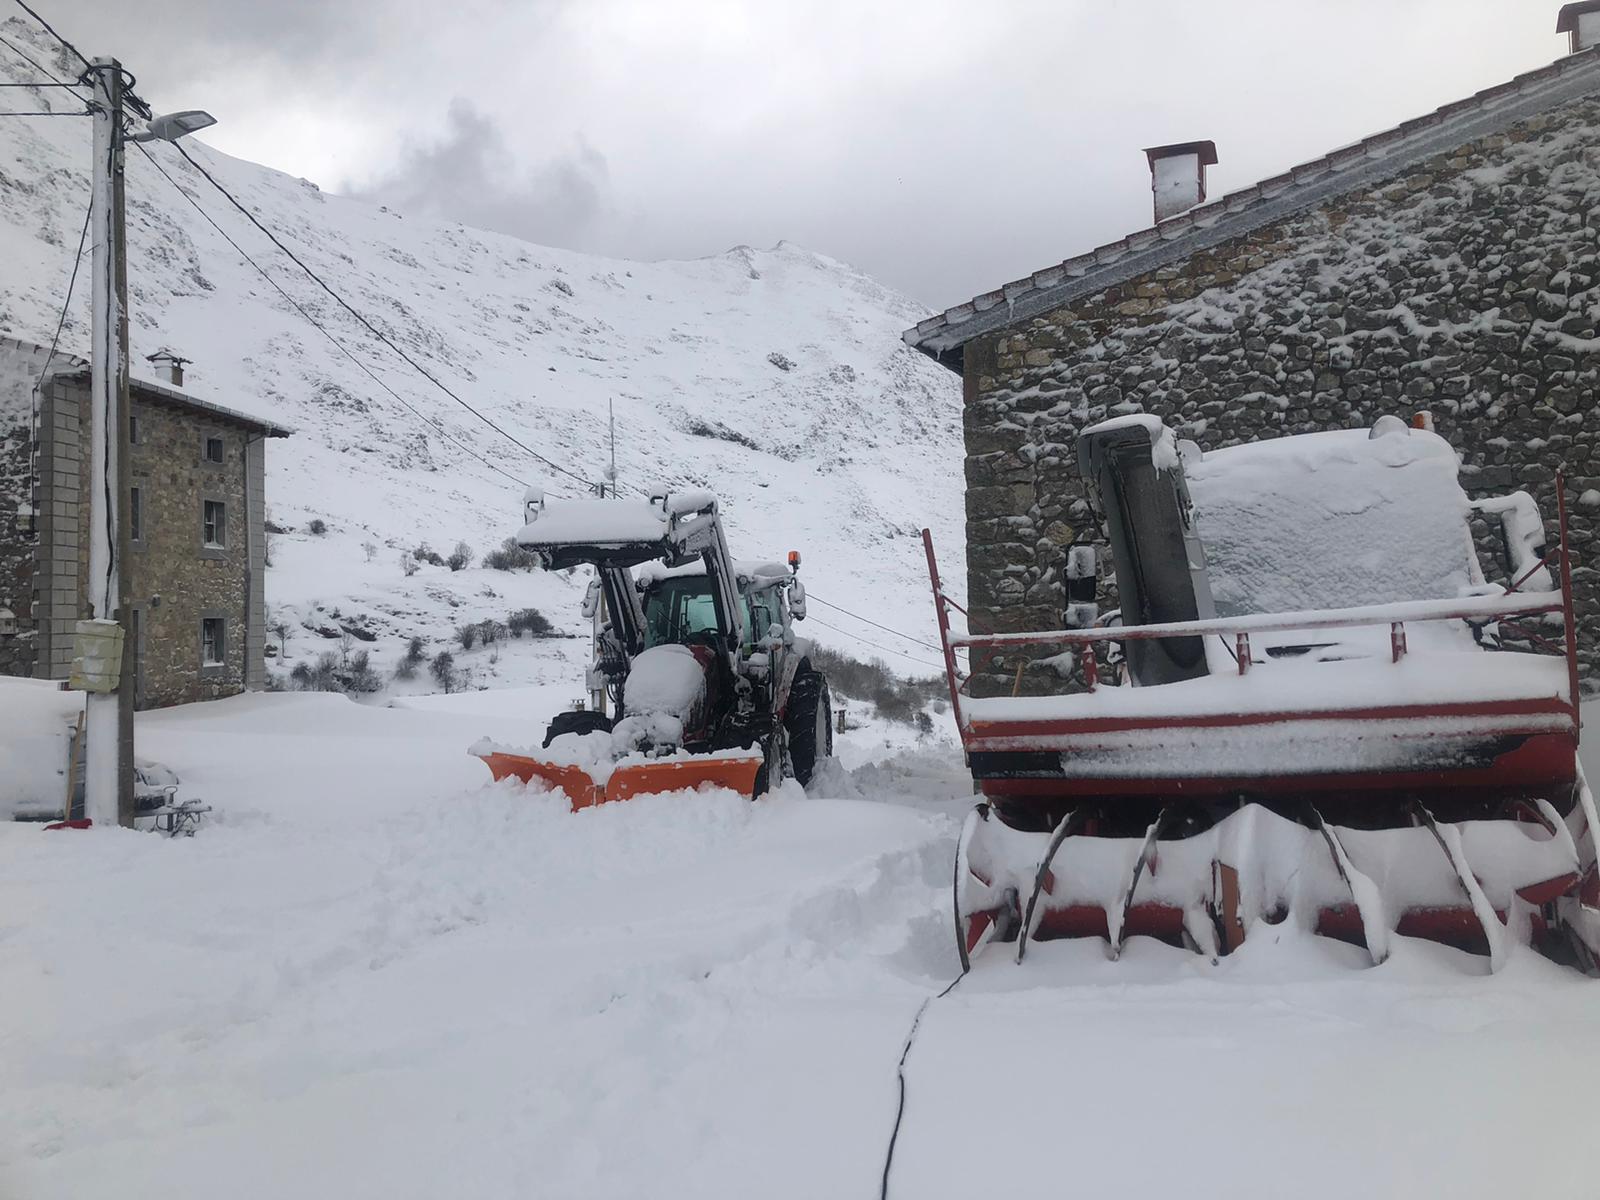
[784, 671, 832, 787]
[541, 709, 613, 748]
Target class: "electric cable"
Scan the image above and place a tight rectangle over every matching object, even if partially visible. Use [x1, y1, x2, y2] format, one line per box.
[132, 141, 540, 493]
[803, 615, 945, 672]
[0, 29, 83, 88]
[8, 0, 89, 73]
[28, 191, 92, 541]
[878, 972, 966, 1199]
[164, 139, 598, 491]
[806, 593, 944, 653]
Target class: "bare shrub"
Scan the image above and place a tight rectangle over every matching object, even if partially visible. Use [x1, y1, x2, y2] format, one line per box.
[508, 607, 554, 638]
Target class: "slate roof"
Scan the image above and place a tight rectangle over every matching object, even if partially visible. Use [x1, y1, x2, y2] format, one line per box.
[903, 45, 1600, 371]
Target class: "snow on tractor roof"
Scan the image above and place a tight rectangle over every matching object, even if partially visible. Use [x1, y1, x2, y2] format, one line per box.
[515, 496, 669, 549]
[1186, 423, 1478, 618]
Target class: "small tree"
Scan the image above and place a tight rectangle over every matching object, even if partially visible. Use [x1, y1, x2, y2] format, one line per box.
[290, 661, 313, 689]
[447, 541, 474, 572]
[404, 636, 426, 665]
[270, 618, 291, 656]
[343, 649, 382, 693]
[478, 619, 507, 646]
[308, 518, 327, 536]
[401, 552, 419, 578]
[430, 650, 457, 693]
[363, 541, 377, 562]
[457, 623, 478, 651]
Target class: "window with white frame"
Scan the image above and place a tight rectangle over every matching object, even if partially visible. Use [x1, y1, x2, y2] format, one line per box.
[202, 499, 225, 548]
[201, 617, 224, 666]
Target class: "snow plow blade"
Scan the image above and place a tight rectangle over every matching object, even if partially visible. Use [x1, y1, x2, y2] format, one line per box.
[477, 750, 764, 810]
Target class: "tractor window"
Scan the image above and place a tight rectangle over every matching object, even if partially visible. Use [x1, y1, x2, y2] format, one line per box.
[743, 587, 778, 649]
[642, 577, 721, 647]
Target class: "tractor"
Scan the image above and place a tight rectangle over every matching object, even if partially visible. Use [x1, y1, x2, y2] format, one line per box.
[474, 488, 832, 807]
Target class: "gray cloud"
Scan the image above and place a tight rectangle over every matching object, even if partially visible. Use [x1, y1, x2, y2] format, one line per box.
[353, 100, 609, 250]
[18, 1, 1571, 308]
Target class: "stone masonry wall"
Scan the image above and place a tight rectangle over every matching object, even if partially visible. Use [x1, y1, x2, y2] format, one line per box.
[122, 394, 251, 707]
[964, 95, 1600, 697]
[0, 413, 33, 677]
[0, 337, 64, 679]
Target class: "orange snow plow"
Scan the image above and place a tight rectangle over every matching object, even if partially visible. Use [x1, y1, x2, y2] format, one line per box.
[477, 748, 763, 811]
[471, 488, 833, 808]
[928, 414, 1600, 975]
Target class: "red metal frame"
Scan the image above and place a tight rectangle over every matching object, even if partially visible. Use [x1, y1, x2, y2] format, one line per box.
[921, 478, 1582, 794]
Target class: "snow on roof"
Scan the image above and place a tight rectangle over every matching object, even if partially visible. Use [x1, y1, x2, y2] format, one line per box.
[1186, 424, 1478, 618]
[0, 335, 291, 437]
[904, 45, 1600, 365]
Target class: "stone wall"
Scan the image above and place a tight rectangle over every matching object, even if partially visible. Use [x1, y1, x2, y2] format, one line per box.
[0, 337, 63, 679]
[963, 95, 1600, 696]
[122, 393, 253, 707]
[0, 414, 33, 677]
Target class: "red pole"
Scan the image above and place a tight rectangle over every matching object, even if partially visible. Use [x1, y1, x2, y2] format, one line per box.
[922, 529, 967, 735]
[1556, 471, 1582, 733]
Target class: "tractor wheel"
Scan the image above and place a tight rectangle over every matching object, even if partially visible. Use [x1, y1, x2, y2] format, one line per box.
[784, 671, 832, 787]
[541, 709, 613, 748]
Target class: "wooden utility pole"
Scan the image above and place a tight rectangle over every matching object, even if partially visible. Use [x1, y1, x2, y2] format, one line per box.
[85, 57, 135, 827]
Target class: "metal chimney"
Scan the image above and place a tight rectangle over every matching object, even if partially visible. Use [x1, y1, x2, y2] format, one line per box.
[1143, 141, 1218, 224]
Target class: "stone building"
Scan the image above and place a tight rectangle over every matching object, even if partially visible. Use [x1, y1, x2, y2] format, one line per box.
[0, 336, 289, 707]
[904, 12, 1600, 696]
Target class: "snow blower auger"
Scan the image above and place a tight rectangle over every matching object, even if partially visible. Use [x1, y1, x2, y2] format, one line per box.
[472, 488, 832, 809]
[927, 413, 1599, 975]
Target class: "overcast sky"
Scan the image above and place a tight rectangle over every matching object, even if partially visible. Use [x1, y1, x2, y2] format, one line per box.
[45, 0, 1567, 308]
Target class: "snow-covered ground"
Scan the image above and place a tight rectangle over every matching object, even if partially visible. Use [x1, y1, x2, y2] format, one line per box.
[4, 685, 1598, 1199]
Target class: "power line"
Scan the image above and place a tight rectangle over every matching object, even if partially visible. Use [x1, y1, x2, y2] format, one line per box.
[806, 615, 946, 673]
[131, 141, 538, 493]
[807, 592, 944, 653]
[0, 79, 78, 86]
[28, 191, 92, 531]
[0, 29, 83, 88]
[9, 0, 89, 73]
[0, 108, 83, 116]
[164, 139, 598, 492]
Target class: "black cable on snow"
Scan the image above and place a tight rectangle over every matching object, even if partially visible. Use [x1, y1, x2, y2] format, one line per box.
[878, 971, 965, 1200]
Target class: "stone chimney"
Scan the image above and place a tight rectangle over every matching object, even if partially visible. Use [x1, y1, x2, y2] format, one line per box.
[1144, 141, 1218, 224]
[1558, 2, 1600, 52]
[145, 348, 190, 387]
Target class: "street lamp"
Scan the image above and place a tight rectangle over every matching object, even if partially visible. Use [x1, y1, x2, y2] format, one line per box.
[129, 109, 216, 144]
[80, 60, 217, 827]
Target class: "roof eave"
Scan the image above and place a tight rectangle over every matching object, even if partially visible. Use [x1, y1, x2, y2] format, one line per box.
[902, 46, 1600, 360]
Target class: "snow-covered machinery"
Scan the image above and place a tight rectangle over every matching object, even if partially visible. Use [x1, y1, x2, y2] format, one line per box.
[926, 414, 1600, 973]
[473, 489, 832, 807]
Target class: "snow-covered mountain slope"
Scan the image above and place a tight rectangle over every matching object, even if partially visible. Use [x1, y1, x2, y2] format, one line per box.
[0, 17, 962, 686]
